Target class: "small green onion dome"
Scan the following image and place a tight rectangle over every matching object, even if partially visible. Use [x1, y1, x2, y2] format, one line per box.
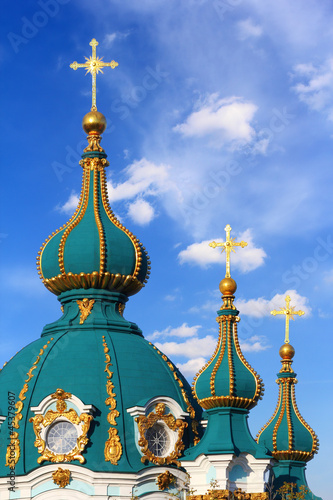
[37, 113, 151, 297]
[192, 279, 264, 411]
[256, 343, 319, 461]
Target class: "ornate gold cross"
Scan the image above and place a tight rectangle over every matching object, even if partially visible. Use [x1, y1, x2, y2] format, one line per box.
[271, 295, 304, 343]
[209, 224, 248, 278]
[70, 38, 118, 111]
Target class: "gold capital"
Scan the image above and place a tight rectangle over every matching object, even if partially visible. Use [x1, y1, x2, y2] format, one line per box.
[70, 38, 118, 111]
[209, 224, 247, 278]
[271, 295, 304, 343]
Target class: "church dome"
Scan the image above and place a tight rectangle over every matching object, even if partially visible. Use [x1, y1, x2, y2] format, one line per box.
[37, 112, 150, 297]
[192, 278, 264, 411]
[0, 289, 201, 477]
[256, 343, 319, 462]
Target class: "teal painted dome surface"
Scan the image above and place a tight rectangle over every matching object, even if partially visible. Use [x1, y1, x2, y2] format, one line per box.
[256, 349, 319, 462]
[0, 290, 201, 476]
[193, 309, 263, 411]
[37, 146, 150, 297]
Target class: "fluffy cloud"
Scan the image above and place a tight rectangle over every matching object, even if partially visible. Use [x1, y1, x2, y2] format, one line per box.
[155, 335, 216, 359]
[127, 199, 155, 225]
[237, 18, 263, 40]
[148, 322, 201, 341]
[291, 58, 333, 120]
[56, 191, 79, 214]
[173, 94, 258, 149]
[107, 158, 172, 202]
[178, 229, 266, 271]
[239, 335, 270, 352]
[236, 289, 311, 318]
[176, 357, 207, 378]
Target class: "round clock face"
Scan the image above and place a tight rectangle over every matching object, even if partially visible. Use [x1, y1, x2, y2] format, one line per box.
[146, 423, 171, 457]
[47, 421, 78, 454]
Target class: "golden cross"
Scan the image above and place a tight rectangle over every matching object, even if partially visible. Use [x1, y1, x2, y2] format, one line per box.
[271, 295, 304, 343]
[70, 38, 118, 111]
[209, 224, 248, 278]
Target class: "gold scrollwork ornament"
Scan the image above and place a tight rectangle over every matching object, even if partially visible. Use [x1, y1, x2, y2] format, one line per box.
[29, 388, 93, 464]
[136, 403, 187, 466]
[52, 467, 71, 488]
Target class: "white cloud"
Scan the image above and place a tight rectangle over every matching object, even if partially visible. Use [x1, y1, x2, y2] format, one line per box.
[235, 289, 311, 318]
[56, 191, 79, 214]
[148, 322, 201, 341]
[239, 335, 270, 352]
[155, 335, 216, 359]
[107, 158, 176, 202]
[127, 199, 155, 225]
[237, 18, 263, 40]
[103, 31, 130, 47]
[173, 94, 258, 149]
[178, 229, 266, 272]
[176, 357, 207, 378]
[292, 58, 333, 120]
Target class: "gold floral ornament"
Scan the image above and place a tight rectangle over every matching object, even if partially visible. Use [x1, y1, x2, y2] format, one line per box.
[102, 336, 122, 465]
[135, 403, 187, 466]
[52, 467, 71, 488]
[29, 388, 93, 464]
[156, 470, 176, 490]
[70, 38, 118, 112]
[77, 298, 95, 324]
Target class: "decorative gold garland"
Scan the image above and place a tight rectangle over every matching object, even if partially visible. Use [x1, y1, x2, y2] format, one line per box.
[5, 339, 53, 467]
[102, 335, 122, 465]
[136, 403, 187, 466]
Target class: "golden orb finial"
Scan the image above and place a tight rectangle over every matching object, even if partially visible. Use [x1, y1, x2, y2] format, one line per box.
[279, 343, 295, 360]
[219, 277, 237, 296]
[82, 110, 107, 135]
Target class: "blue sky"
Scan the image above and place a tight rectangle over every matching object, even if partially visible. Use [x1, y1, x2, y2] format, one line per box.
[1, 0, 333, 496]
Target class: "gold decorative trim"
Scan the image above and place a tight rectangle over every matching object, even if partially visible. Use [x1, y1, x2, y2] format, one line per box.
[29, 388, 93, 464]
[149, 343, 200, 445]
[136, 403, 187, 466]
[210, 322, 226, 397]
[5, 432, 20, 468]
[100, 167, 151, 282]
[58, 167, 90, 274]
[43, 271, 144, 296]
[102, 336, 122, 464]
[52, 467, 71, 488]
[77, 298, 95, 324]
[193, 321, 223, 401]
[94, 168, 106, 274]
[156, 470, 176, 490]
[256, 384, 281, 442]
[5, 339, 53, 467]
[233, 321, 264, 406]
[37, 171, 86, 282]
[290, 383, 319, 459]
[272, 379, 287, 452]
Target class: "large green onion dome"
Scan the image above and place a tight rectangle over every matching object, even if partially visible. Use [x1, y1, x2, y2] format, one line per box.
[37, 110, 150, 297]
[256, 342, 319, 462]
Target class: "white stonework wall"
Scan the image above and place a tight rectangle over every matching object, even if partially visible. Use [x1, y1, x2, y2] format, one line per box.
[0, 465, 188, 500]
[182, 453, 272, 494]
